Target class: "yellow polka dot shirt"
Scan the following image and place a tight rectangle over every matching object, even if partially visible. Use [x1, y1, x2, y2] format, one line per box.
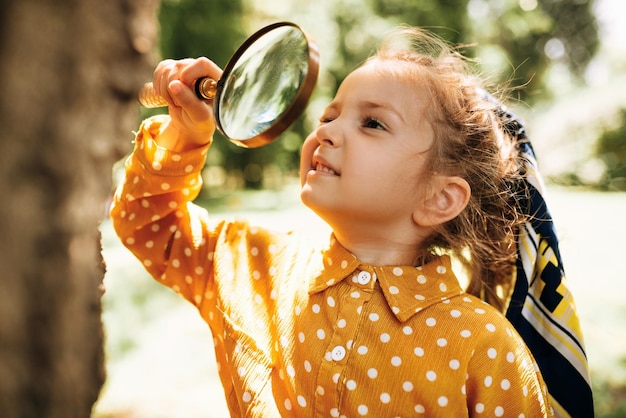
[110, 116, 554, 417]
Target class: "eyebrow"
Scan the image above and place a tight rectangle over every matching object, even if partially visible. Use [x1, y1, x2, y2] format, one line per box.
[359, 100, 405, 124]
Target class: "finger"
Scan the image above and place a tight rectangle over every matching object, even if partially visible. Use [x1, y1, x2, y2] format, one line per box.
[153, 64, 176, 106]
[179, 57, 223, 89]
[168, 80, 212, 119]
[159, 72, 177, 107]
[152, 59, 175, 98]
[154, 59, 197, 105]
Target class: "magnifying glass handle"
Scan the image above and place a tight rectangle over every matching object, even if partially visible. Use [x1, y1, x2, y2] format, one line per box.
[138, 77, 217, 108]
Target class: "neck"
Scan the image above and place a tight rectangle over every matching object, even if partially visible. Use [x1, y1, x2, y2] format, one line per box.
[332, 227, 431, 267]
[308, 204, 434, 267]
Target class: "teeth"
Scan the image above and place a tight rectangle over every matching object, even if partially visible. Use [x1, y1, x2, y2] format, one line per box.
[315, 163, 337, 175]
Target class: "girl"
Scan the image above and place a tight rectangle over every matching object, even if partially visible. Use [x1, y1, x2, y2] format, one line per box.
[110, 27, 554, 416]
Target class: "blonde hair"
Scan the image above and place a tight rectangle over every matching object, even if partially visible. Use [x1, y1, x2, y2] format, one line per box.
[371, 27, 527, 310]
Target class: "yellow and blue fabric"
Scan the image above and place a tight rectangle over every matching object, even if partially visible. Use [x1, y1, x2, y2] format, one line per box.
[492, 99, 594, 417]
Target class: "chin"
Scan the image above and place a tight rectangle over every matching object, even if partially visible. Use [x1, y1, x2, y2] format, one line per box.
[299, 185, 314, 209]
[300, 190, 337, 224]
[300, 186, 323, 213]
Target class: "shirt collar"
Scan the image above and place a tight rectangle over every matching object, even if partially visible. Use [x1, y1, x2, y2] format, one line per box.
[308, 235, 361, 292]
[309, 235, 464, 322]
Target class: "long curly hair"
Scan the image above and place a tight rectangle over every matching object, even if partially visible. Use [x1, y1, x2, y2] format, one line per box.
[371, 27, 529, 311]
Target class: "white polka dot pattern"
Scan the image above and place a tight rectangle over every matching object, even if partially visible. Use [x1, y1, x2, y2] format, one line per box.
[109, 116, 555, 418]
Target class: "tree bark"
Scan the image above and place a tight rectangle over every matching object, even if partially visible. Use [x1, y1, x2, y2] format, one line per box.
[0, 0, 159, 416]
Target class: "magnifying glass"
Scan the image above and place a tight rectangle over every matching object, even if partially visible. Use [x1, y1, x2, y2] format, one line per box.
[139, 21, 319, 148]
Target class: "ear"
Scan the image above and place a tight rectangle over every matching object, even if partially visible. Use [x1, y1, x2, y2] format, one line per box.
[413, 176, 471, 227]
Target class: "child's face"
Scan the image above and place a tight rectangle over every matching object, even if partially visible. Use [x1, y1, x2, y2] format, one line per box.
[300, 60, 435, 231]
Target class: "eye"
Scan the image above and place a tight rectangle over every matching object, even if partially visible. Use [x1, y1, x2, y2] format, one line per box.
[319, 111, 336, 125]
[362, 116, 386, 130]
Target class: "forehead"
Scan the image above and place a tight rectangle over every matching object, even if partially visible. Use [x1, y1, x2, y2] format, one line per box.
[337, 60, 432, 111]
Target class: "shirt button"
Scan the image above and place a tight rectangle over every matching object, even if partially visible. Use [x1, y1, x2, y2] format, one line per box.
[357, 271, 371, 285]
[331, 345, 346, 361]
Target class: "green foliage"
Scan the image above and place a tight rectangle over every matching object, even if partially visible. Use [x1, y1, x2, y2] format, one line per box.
[593, 370, 626, 418]
[372, 0, 468, 44]
[467, 0, 599, 102]
[322, 0, 469, 88]
[596, 108, 626, 191]
[541, 0, 599, 80]
[329, 0, 599, 103]
[158, 0, 246, 65]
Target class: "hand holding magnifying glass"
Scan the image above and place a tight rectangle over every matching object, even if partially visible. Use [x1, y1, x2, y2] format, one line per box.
[138, 22, 319, 148]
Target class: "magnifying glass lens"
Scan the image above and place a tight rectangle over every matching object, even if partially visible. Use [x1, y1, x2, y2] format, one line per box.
[217, 25, 312, 145]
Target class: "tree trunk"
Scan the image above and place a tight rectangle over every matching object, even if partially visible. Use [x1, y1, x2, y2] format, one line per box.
[0, 0, 159, 416]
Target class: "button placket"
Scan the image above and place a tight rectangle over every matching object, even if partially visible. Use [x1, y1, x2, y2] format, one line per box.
[314, 274, 373, 413]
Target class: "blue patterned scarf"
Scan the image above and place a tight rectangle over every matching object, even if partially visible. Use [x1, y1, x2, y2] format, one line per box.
[490, 96, 594, 417]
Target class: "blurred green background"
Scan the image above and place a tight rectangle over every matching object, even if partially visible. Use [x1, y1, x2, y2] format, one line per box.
[95, 0, 626, 416]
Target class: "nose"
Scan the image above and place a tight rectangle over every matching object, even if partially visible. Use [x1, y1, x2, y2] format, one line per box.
[315, 119, 341, 147]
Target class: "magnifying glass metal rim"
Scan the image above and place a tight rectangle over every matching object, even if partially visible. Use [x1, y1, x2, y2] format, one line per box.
[213, 21, 320, 148]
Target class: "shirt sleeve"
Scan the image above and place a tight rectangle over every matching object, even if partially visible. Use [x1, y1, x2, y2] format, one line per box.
[464, 310, 555, 417]
[109, 115, 219, 308]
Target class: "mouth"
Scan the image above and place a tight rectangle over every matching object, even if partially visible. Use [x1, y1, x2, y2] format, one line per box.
[311, 154, 339, 176]
[314, 162, 338, 176]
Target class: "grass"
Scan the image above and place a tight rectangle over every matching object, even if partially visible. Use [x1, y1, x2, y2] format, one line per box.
[93, 185, 626, 417]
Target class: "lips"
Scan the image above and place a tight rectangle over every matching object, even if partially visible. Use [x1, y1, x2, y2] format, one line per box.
[312, 154, 339, 176]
